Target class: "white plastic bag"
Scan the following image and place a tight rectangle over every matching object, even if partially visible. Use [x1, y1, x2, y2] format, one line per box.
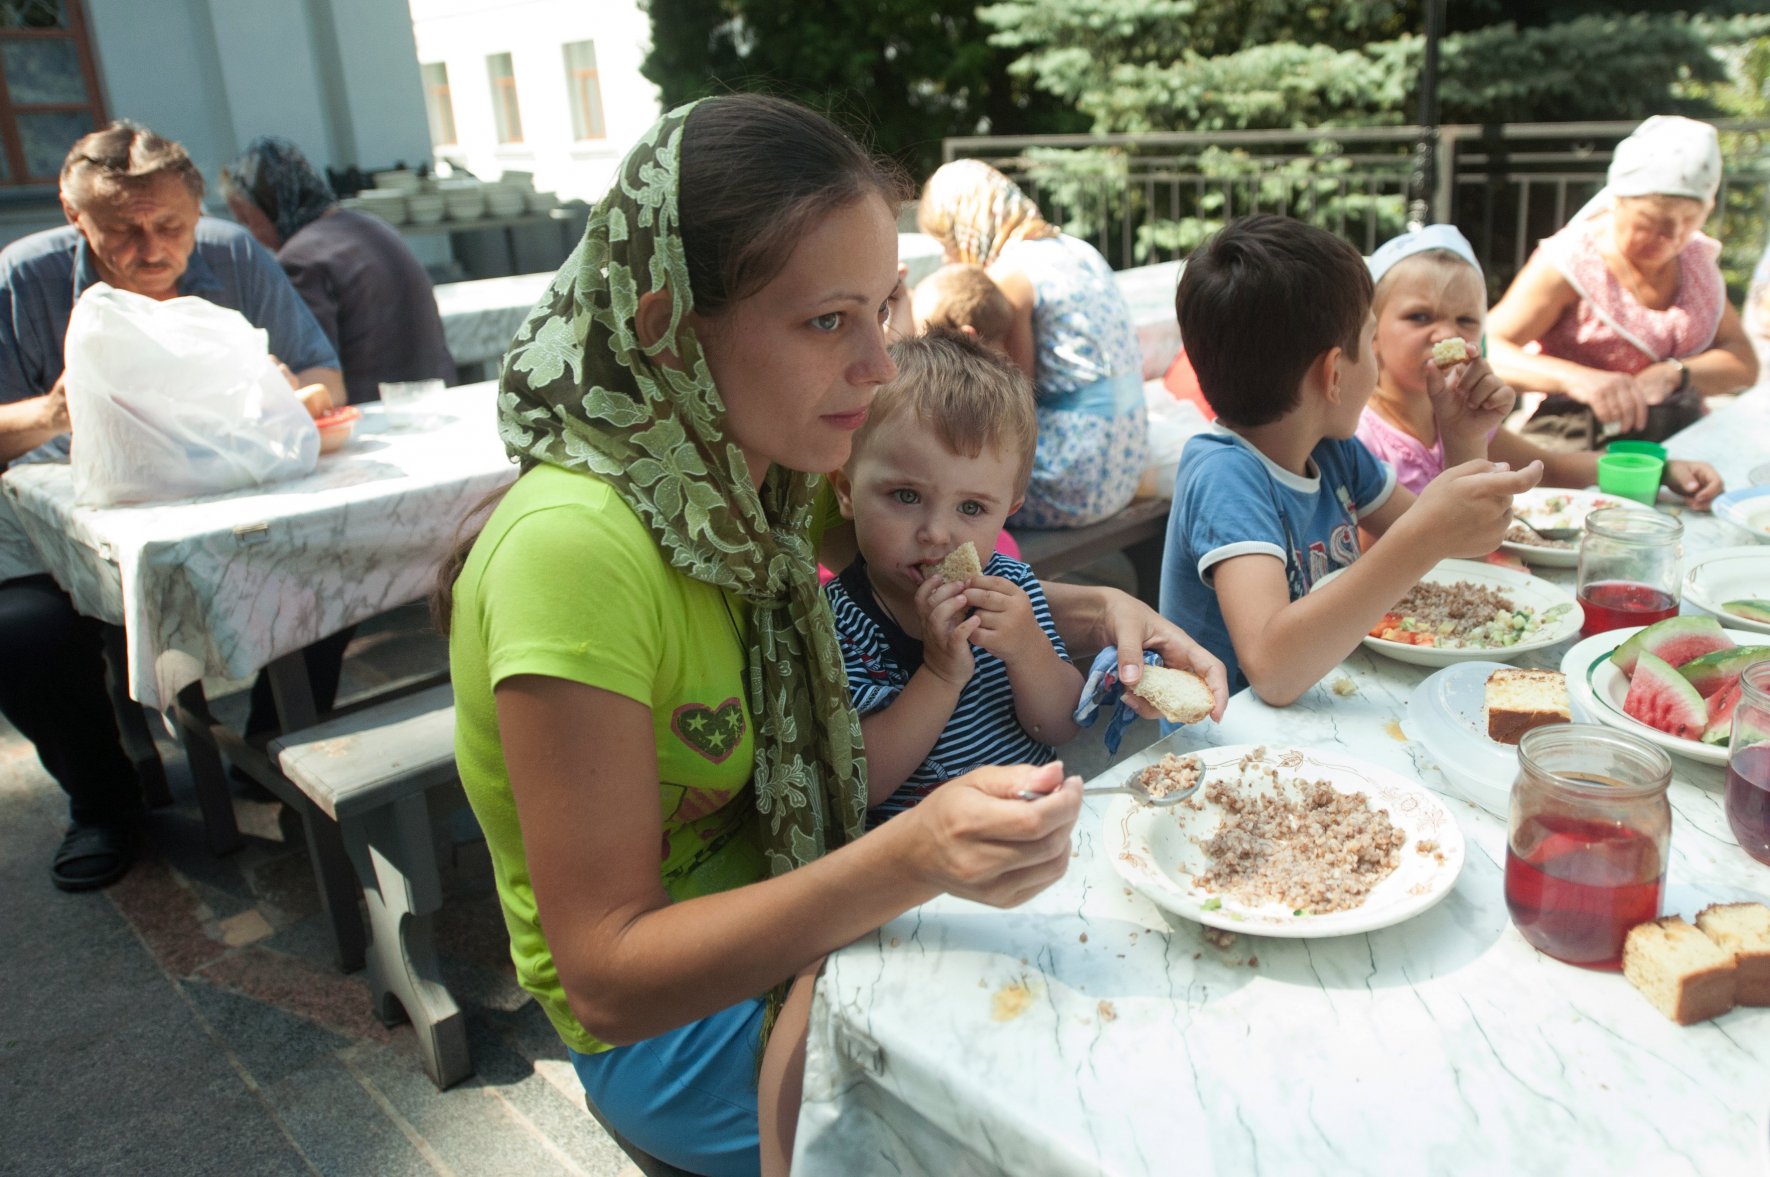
[1136, 376, 1211, 499]
[64, 283, 319, 505]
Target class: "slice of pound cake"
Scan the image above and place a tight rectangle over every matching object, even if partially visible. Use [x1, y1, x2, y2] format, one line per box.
[1622, 916, 1737, 1025]
[1695, 902, 1770, 1006]
[1484, 668, 1571, 745]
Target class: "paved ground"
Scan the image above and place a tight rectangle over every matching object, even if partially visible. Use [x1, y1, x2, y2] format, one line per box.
[0, 565, 1160, 1176]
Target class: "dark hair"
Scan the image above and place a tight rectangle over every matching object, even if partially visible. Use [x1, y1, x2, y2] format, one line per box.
[1176, 215, 1372, 428]
[434, 94, 909, 634]
[61, 121, 204, 209]
[858, 329, 1039, 493]
[678, 94, 912, 315]
[913, 264, 1014, 342]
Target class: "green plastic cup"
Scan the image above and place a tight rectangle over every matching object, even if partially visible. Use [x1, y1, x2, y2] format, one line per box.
[1606, 440, 1668, 463]
[1596, 452, 1665, 504]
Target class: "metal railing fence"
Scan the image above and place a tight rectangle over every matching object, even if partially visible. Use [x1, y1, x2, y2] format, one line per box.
[942, 120, 1770, 299]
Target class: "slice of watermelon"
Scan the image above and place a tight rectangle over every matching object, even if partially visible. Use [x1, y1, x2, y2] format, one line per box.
[1677, 644, 1770, 697]
[1623, 650, 1709, 740]
[1701, 680, 1741, 745]
[1609, 615, 1733, 675]
[1723, 600, 1770, 624]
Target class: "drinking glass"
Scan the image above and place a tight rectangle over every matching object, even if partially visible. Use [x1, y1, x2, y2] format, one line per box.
[1725, 659, 1770, 866]
[1576, 507, 1682, 636]
[1504, 724, 1672, 970]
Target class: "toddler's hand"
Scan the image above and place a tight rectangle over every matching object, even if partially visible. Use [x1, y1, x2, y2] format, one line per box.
[917, 574, 978, 686]
[965, 575, 1046, 665]
[1665, 459, 1723, 508]
[1426, 353, 1514, 449]
[1411, 458, 1545, 558]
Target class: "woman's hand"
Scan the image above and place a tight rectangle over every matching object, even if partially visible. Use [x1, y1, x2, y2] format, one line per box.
[1095, 590, 1230, 723]
[905, 762, 1083, 908]
[1558, 366, 1650, 432]
[1664, 459, 1724, 508]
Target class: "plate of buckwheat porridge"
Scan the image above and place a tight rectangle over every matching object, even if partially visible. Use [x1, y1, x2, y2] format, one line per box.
[1104, 744, 1466, 937]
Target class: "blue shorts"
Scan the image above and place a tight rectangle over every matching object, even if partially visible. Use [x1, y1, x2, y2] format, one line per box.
[570, 996, 767, 1177]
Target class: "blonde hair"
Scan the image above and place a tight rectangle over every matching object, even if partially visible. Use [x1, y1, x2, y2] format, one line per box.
[913, 263, 1013, 342]
[61, 121, 204, 211]
[853, 329, 1038, 494]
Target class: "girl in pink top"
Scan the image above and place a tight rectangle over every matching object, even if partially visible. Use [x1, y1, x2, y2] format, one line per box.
[1358, 226, 1723, 502]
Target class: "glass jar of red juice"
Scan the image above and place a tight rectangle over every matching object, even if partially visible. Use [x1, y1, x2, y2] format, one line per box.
[1504, 725, 1672, 969]
[1725, 660, 1770, 866]
[1576, 507, 1682, 636]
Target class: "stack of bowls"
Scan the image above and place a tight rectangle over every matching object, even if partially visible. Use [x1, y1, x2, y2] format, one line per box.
[524, 190, 560, 213]
[405, 190, 446, 225]
[354, 189, 409, 225]
[440, 181, 486, 222]
[483, 183, 528, 219]
[373, 169, 423, 194]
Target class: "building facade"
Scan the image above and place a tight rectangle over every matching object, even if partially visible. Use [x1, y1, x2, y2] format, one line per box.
[407, 0, 660, 203]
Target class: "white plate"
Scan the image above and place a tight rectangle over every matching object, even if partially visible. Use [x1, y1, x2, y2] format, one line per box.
[1404, 661, 1591, 817]
[1317, 558, 1583, 667]
[1500, 487, 1633, 567]
[1716, 485, 1770, 542]
[1558, 625, 1770, 766]
[1683, 547, 1770, 636]
[1103, 744, 1466, 938]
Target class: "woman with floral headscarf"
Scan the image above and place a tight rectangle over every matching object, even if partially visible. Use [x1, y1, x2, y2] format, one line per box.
[221, 136, 455, 406]
[917, 160, 1149, 528]
[442, 95, 1224, 1176]
[1488, 115, 1758, 445]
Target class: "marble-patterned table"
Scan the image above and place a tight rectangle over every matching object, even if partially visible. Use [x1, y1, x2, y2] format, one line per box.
[1, 383, 516, 710]
[797, 390, 1770, 1175]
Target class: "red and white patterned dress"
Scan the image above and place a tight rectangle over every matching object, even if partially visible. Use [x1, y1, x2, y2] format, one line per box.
[1532, 216, 1726, 371]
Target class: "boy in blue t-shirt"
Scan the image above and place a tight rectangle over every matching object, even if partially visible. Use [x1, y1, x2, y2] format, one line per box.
[827, 331, 1084, 827]
[1160, 215, 1543, 703]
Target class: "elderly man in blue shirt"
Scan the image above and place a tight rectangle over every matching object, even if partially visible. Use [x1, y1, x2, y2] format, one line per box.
[0, 122, 341, 891]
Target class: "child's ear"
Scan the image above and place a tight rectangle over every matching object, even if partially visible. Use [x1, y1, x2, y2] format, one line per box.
[1007, 495, 1025, 519]
[829, 467, 857, 519]
[635, 288, 684, 371]
[1316, 345, 1346, 406]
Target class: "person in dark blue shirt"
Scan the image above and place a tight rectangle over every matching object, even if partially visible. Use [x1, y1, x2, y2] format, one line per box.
[0, 122, 340, 891]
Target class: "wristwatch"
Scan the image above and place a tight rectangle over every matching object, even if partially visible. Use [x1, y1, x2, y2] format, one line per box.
[1667, 357, 1691, 395]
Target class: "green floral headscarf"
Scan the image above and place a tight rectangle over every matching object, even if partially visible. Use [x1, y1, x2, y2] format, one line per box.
[497, 102, 868, 875]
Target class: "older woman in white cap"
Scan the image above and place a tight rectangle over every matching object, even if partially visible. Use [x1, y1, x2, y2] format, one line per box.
[1487, 115, 1759, 444]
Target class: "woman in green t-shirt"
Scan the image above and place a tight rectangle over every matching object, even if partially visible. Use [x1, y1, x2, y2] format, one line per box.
[444, 95, 1226, 1177]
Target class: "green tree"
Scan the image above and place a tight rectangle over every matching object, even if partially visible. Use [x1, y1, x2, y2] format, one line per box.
[638, 0, 1087, 181]
[981, 0, 1770, 132]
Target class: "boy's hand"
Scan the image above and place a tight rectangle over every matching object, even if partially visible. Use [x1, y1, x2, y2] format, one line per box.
[965, 575, 1047, 665]
[1665, 459, 1723, 508]
[916, 574, 978, 686]
[1410, 459, 1545, 558]
[1426, 353, 1514, 451]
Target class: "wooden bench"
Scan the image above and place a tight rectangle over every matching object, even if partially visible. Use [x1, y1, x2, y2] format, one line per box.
[271, 682, 469, 1089]
[1011, 496, 1171, 607]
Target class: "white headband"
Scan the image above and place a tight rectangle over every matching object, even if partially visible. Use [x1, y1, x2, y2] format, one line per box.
[1607, 115, 1721, 203]
[1367, 224, 1482, 285]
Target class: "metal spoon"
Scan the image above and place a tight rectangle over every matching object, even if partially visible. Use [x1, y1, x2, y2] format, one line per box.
[1018, 761, 1203, 808]
[1509, 515, 1582, 544]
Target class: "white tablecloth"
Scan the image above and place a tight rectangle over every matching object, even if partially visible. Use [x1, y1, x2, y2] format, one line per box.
[797, 389, 1770, 1175]
[2, 384, 517, 708]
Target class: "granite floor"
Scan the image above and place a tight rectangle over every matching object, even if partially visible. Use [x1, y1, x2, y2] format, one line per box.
[0, 557, 1160, 1177]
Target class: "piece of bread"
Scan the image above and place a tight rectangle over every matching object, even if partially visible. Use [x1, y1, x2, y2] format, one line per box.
[1431, 338, 1471, 369]
[933, 541, 982, 583]
[1622, 916, 1737, 1025]
[1484, 668, 1571, 745]
[1695, 902, 1770, 1006]
[1128, 664, 1213, 725]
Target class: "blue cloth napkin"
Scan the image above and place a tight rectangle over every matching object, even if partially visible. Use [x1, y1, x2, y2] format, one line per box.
[1073, 648, 1163, 756]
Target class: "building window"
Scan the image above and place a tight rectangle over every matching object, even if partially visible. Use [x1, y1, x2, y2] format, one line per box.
[486, 52, 522, 145]
[420, 62, 456, 147]
[562, 40, 605, 141]
[0, 0, 107, 186]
